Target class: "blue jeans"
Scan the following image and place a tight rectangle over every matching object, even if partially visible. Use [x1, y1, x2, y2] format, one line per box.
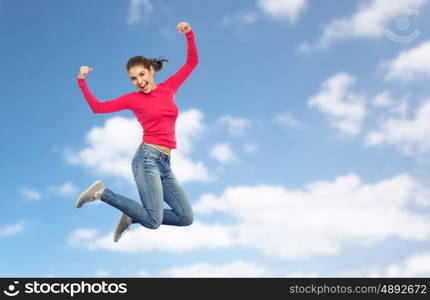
[100, 143, 193, 229]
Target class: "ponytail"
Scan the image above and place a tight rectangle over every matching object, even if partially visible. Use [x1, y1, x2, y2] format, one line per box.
[150, 57, 169, 72]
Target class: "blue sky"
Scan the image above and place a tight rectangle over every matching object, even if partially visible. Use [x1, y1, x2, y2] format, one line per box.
[1, 0, 430, 277]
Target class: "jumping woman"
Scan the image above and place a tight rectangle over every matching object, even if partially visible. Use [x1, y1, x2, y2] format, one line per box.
[75, 22, 198, 242]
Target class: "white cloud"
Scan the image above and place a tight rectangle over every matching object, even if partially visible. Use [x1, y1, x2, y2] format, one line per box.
[383, 41, 430, 81]
[65, 117, 141, 182]
[69, 173, 430, 260]
[217, 114, 252, 136]
[174, 109, 212, 182]
[47, 182, 79, 197]
[221, 0, 307, 34]
[161, 261, 269, 277]
[346, 252, 430, 277]
[68, 229, 99, 247]
[366, 99, 430, 155]
[210, 143, 238, 163]
[308, 73, 367, 135]
[373, 90, 395, 107]
[127, 0, 153, 25]
[0, 221, 26, 237]
[274, 111, 300, 127]
[371, 90, 410, 118]
[194, 173, 430, 259]
[257, 0, 307, 23]
[66, 110, 212, 183]
[301, 0, 426, 51]
[171, 154, 212, 182]
[175, 109, 206, 154]
[68, 221, 234, 253]
[21, 188, 42, 202]
[390, 98, 410, 118]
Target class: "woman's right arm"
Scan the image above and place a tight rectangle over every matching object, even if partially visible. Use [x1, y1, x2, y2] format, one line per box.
[77, 66, 131, 114]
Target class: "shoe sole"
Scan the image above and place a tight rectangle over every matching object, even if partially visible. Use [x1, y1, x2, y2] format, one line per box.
[76, 180, 104, 208]
[114, 213, 131, 242]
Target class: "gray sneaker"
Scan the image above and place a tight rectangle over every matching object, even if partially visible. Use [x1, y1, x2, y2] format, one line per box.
[76, 180, 105, 208]
[114, 213, 132, 242]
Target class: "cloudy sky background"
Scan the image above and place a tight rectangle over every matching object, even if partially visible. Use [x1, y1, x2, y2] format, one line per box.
[1, 0, 430, 277]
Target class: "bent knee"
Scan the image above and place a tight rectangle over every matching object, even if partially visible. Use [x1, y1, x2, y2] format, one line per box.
[147, 218, 162, 229]
[181, 214, 193, 226]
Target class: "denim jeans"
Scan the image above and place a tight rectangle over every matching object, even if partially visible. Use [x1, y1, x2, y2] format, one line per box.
[100, 143, 193, 229]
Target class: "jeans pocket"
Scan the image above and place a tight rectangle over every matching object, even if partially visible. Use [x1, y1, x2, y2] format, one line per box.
[143, 150, 160, 161]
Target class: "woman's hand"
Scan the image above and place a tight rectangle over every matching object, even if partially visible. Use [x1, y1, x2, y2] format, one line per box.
[78, 66, 93, 79]
[177, 22, 191, 34]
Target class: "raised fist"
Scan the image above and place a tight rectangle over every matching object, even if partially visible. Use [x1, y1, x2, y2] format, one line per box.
[78, 65, 94, 79]
[177, 22, 191, 34]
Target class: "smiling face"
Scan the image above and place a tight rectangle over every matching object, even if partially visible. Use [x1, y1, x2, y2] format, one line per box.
[128, 65, 156, 94]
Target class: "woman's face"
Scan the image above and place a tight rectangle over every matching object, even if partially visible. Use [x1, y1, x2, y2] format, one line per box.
[128, 65, 156, 94]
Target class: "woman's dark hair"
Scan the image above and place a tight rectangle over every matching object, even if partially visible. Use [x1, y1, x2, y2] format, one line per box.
[126, 56, 169, 72]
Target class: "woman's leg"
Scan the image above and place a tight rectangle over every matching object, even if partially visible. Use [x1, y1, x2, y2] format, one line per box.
[100, 145, 164, 229]
[98, 144, 193, 229]
[161, 161, 193, 226]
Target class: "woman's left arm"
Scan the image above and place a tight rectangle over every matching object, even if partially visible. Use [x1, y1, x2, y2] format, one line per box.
[163, 22, 199, 92]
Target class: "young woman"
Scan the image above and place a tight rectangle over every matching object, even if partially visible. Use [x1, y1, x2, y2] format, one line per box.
[75, 22, 198, 242]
